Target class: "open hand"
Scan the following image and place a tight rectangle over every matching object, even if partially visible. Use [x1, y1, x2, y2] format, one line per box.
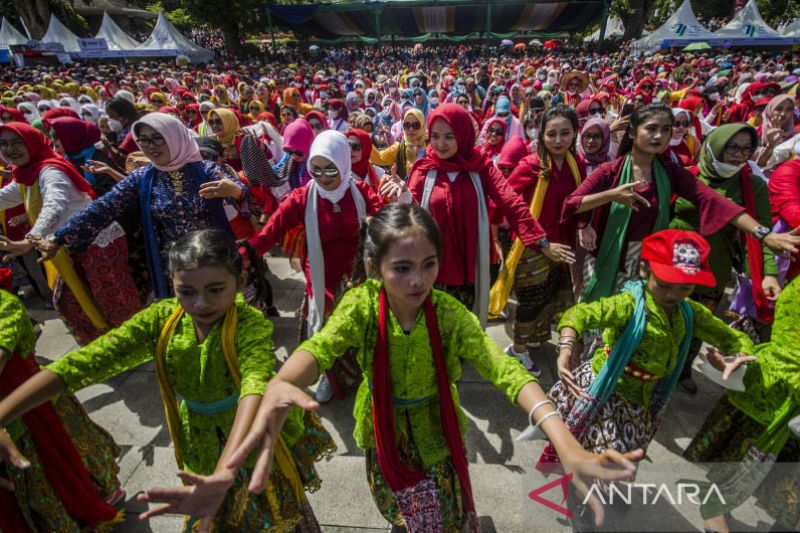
[0, 428, 31, 491]
[610, 180, 650, 211]
[763, 226, 800, 256]
[541, 243, 576, 265]
[137, 470, 235, 532]
[556, 351, 591, 400]
[0, 236, 34, 261]
[31, 237, 61, 262]
[199, 176, 244, 200]
[704, 347, 756, 381]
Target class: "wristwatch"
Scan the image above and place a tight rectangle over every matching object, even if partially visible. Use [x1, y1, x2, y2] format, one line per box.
[751, 225, 772, 241]
[537, 238, 551, 249]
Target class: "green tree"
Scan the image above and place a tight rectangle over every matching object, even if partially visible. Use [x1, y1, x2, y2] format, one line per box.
[3, 0, 86, 39]
[146, 1, 197, 28]
[180, 0, 268, 55]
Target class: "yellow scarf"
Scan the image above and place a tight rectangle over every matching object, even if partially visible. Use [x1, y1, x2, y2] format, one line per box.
[209, 108, 241, 148]
[488, 152, 582, 318]
[155, 303, 304, 503]
[19, 183, 109, 330]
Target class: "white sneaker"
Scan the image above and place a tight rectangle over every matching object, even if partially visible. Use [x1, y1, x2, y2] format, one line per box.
[505, 344, 542, 377]
[789, 414, 800, 437]
[315, 374, 334, 403]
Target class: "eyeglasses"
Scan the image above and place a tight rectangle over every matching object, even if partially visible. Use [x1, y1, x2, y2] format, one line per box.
[588, 107, 604, 116]
[309, 166, 340, 178]
[0, 139, 25, 150]
[285, 149, 304, 157]
[487, 127, 504, 135]
[457, 100, 469, 105]
[207, 118, 224, 126]
[674, 120, 691, 128]
[403, 122, 421, 131]
[582, 133, 604, 142]
[496, 112, 510, 118]
[724, 144, 754, 157]
[136, 135, 166, 147]
[349, 142, 362, 151]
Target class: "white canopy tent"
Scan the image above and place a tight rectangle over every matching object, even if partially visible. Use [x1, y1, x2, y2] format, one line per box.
[780, 16, 800, 39]
[40, 14, 83, 53]
[0, 17, 28, 47]
[135, 14, 214, 63]
[631, 0, 715, 51]
[95, 12, 141, 50]
[709, 0, 792, 46]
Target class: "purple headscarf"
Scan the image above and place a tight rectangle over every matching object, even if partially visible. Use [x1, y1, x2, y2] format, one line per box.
[578, 118, 611, 167]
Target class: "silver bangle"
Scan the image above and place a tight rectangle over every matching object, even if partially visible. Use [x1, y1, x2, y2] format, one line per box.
[527, 400, 555, 426]
[534, 410, 562, 431]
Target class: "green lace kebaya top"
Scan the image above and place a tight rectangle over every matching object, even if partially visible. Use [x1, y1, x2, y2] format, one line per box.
[558, 288, 755, 408]
[299, 279, 536, 468]
[0, 289, 39, 441]
[728, 275, 800, 427]
[46, 295, 304, 475]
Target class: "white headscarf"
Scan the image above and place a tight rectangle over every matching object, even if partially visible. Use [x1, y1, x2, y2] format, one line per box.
[58, 97, 82, 114]
[307, 130, 352, 204]
[132, 112, 202, 172]
[36, 100, 55, 115]
[80, 104, 102, 124]
[114, 90, 136, 104]
[17, 102, 39, 123]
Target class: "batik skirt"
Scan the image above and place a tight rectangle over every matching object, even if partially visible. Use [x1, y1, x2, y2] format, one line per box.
[684, 395, 800, 529]
[184, 411, 336, 532]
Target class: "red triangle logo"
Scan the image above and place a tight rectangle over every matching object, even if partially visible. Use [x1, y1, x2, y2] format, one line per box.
[528, 472, 574, 518]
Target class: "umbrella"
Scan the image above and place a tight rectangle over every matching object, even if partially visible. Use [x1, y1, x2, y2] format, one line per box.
[529, 39, 543, 47]
[514, 42, 526, 50]
[500, 39, 513, 47]
[413, 43, 423, 51]
[543, 40, 559, 48]
[309, 44, 320, 52]
[683, 42, 711, 51]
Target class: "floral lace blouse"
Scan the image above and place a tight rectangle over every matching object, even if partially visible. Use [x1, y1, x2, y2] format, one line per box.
[558, 288, 755, 408]
[728, 275, 800, 426]
[299, 279, 535, 468]
[46, 295, 304, 475]
[52, 160, 249, 254]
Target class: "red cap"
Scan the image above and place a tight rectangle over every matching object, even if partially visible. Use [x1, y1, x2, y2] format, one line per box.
[641, 230, 715, 287]
[0, 268, 12, 292]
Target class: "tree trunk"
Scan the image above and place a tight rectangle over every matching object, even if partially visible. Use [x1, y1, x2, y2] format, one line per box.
[14, 0, 50, 39]
[623, 0, 658, 41]
[221, 22, 241, 56]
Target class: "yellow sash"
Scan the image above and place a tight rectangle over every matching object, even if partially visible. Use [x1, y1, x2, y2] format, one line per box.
[154, 304, 304, 503]
[19, 183, 109, 329]
[488, 152, 582, 318]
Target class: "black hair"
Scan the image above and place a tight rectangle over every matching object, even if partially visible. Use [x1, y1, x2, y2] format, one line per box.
[617, 102, 674, 157]
[536, 105, 579, 181]
[105, 97, 139, 124]
[364, 204, 443, 270]
[167, 229, 242, 278]
[281, 105, 299, 119]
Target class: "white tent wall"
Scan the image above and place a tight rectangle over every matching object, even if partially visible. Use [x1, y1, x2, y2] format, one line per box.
[708, 0, 794, 46]
[95, 12, 141, 50]
[135, 14, 214, 63]
[41, 14, 83, 53]
[0, 17, 28, 47]
[630, 0, 715, 51]
[779, 16, 800, 39]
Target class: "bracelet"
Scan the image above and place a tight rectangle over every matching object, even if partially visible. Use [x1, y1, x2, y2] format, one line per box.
[534, 410, 562, 431]
[527, 400, 555, 426]
[556, 340, 575, 348]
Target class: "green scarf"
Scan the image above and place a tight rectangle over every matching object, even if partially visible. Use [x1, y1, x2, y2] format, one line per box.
[582, 154, 671, 302]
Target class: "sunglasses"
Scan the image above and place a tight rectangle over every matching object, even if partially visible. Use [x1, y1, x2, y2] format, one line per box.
[349, 142, 362, 151]
[285, 149, 304, 157]
[496, 112, 510, 118]
[403, 121, 421, 130]
[487, 127, 504, 135]
[309, 166, 340, 178]
[588, 107, 604, 116]
[582, 133, 604, 142]
[724, 144, 754, 157]
[674, 120, 691, 128]
[207, 118, 224, 126]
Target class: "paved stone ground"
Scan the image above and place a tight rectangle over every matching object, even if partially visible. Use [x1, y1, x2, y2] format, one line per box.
[23, 258, 772, 533]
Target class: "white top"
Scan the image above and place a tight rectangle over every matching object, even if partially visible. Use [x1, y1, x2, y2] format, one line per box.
[0, 166, 92, 238]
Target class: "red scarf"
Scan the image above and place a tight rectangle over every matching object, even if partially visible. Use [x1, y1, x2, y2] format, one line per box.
[414, 103, 488, 174]
[346, 128, 379, 190]
[740, 168, 773, 323]
[0, 123, 96, 198]
[371, 288, 476, 514]
[0, 353, 117, 528]
[47, 117, 101, 156]
[479, 118, 507, 159]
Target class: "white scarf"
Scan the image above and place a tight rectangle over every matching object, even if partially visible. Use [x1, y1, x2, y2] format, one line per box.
[307, 130, 352, 204]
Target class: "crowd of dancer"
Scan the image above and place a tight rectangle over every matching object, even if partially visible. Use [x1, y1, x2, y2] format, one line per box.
[0, 43, 799, 532]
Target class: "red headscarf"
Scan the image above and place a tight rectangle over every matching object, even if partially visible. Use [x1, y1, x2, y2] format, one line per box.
[497, 136, 529, 169]
[416, 103, 486, 173]
[0, 106, 26, 123]
[184, 103, 202, 127]
[48, 117, 101, 155]
[42, 107, 80, 129]
[479, 117, 507, 158]
[678, 96, 705, 139]
[0, 122, 95, 198]
[257, 111, 279, 130]
[346, 128, 378, 189]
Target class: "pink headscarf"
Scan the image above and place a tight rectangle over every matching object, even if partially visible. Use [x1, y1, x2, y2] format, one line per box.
[132, 112, 202, 172]
[762, 94, 796, 145]
[282, 119, 315, 155]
